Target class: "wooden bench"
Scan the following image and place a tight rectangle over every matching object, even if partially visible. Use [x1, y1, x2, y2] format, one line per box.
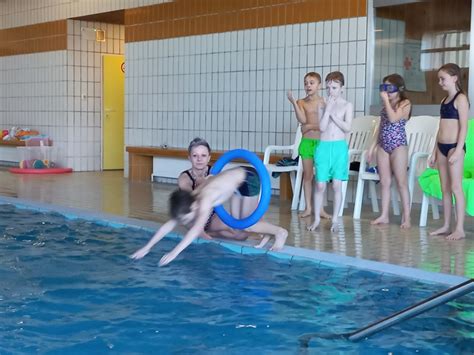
[0, 140, 25, 164]
[0, 140, 26, 147]
[126, 146, 293, 201]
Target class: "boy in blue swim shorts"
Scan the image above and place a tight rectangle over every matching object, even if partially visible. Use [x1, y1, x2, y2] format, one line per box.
[314, 140, 349, 182]
[308, 71, 353, 233]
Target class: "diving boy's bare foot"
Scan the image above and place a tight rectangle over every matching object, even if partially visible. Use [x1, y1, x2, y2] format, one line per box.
[200, 231, 213, 240]
[429, 226, 450, 236]
[330, 222, 339, 233]
[307, 218, 320, 231]
[255, 235, 271, 249]
[446, 230, 465, 240]
[299, 209, 312, 218]
[232, 231, 250, 241]
[270, 229, 288, 251]
[371, 216, 389, 225]
[320, 209, 331, 219]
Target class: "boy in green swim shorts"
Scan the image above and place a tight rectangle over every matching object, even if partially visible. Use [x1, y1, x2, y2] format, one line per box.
[299, 137, 320, 160]
[308, 71, 353, 233]
[288, 72, 330, 218]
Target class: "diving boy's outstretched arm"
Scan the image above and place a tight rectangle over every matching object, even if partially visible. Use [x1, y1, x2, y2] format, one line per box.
[158, 204, 211, 267]
[130, 219, 178, 260]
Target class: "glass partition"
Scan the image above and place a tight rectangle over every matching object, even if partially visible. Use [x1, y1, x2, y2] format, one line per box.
[369, 0, 471, 115]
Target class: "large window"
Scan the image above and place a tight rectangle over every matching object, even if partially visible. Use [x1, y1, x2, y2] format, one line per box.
[369, 0, 471, 114]
[421, 31, 470, 71]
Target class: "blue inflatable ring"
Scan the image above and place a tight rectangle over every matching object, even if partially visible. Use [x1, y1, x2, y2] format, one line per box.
[210, 149, 271, 229]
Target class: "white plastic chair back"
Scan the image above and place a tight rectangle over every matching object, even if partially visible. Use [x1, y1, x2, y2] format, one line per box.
[339, 116, 378, 216]
[405, 115, 440, 209]
[347, 116, 378, 155]
[405, 115, 439, 171]
[291, 126, 302, 160]
[263, 125, 304, 210]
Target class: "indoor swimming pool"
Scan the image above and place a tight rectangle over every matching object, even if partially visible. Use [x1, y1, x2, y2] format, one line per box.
[0, 203, 472, 353]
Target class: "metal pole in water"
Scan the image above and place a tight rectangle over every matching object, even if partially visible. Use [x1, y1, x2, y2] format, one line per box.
[347, 279, 474, 341]
[298, 279, 474, 347]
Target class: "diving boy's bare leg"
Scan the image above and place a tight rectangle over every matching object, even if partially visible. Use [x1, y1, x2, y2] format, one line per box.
[207, 229, 250, 240]
[255, 235, 271, 248]
[206, 215, 249, 240]
[245, 221, 288, 250]
[270, 230, 288, 250]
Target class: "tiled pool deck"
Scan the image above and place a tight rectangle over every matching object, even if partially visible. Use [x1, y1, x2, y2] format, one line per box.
[1, 170, 472, 282]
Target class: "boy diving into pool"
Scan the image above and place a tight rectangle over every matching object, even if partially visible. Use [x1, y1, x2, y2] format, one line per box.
[131, 166, 287, 266]
[131, 167, 247, 266]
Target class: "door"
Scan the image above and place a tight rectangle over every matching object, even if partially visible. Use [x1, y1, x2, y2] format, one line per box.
[102, 55, 125, 170]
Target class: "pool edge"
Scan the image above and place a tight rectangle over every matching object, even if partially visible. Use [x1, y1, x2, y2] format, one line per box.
[1, 195, 468, 287]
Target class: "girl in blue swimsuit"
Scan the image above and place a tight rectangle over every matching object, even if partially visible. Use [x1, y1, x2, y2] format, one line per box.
[429, 63, 469, 240]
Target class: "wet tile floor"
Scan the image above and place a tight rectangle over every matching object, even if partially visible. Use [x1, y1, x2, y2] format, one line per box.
[0, 170, 472, 278]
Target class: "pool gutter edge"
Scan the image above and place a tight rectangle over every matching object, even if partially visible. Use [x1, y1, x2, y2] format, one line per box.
[1, 195, 468, 287]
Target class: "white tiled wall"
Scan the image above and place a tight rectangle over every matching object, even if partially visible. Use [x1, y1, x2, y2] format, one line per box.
[65, 20, 124, 171]
[0, 0, 171, 29]
[125, 17, 368, 155]
[0, 19, 124, 171]
[0, 51, 68, 163]
[1, 2, 369, 173]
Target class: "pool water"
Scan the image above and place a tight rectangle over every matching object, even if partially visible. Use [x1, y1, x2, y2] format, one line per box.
[0, 204, 473, 353]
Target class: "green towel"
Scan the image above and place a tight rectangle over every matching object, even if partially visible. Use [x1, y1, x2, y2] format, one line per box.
[418, 168, 474, 216]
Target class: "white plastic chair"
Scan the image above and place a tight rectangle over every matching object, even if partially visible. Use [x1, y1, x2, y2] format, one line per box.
[419, 178, 440, 227]
[353, 116, 439, 219]
[263, 125, 303, 210]
[339, 115, 378, 216]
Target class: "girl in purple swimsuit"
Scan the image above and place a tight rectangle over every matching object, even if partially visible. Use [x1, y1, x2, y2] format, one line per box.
[367, 74, 412, 228]
[428, 63, 469, 240]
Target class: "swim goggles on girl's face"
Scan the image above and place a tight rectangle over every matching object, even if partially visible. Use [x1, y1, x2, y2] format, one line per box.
[379, 84, 399, 93]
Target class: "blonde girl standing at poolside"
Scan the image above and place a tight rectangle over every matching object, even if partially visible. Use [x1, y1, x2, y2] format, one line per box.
[367, 74, 412, 228]
[429, 63, 469, 240]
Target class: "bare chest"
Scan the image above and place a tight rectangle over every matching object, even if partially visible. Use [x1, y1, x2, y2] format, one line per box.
[302, 103, 321, 123]
[329, 105, 347, 122]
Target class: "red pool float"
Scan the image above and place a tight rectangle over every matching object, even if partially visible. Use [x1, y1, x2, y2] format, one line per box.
[9, 168, 73, 174]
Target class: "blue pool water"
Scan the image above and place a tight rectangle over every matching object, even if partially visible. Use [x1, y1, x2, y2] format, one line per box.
[0, 204, 473, 354]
